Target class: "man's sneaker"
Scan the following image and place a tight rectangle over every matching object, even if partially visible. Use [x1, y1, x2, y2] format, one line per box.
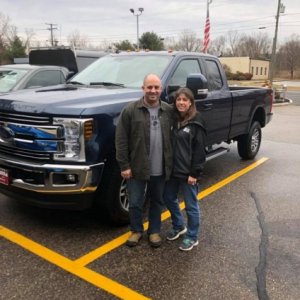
[166, 227, 187, 241]
[179, 238, 199, 251]
[148, 233, 162, 248]
[126, 232, 142, 247]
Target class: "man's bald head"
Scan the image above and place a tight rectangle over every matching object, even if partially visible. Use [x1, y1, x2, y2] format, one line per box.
[142, 74, 162, 107]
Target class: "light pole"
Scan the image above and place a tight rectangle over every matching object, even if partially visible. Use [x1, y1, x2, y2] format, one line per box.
[129, 8, 144, 49]
[269, 0, 285, 84]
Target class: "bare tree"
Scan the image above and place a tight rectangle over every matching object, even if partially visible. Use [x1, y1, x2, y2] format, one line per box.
[67, 30, 88, 49]
[97, 39, 114, 52]
[175, 29, 202, 52]
[227, 30, 241, 56]
[0, 13, 11, 60]
[161, 36, 177, 50]
[23, 29, 36, 53]
[237, 32, 271, 58]
[277, 35, 300, 79]
[209, 35, 227, 56]
[0, 13, 19, 63]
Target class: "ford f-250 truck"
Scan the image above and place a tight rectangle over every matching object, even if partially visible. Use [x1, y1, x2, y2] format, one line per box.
[0, 51, 273, 224]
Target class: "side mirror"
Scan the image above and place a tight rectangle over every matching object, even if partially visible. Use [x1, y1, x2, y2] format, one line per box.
[66, 71, 75, 81]
[186, 73, 208, 99]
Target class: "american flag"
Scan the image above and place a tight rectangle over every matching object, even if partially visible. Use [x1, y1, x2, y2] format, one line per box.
[201, 1, 211, 53]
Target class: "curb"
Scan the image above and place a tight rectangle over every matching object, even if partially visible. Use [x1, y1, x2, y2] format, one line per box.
[273, 98, 293, 107]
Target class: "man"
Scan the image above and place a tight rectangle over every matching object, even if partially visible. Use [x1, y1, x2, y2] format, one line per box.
[115, 73, 173, 247]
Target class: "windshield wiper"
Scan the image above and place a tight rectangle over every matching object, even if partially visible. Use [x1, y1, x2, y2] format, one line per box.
[67, 81, 85, 85]
[89, 82, 125, 87]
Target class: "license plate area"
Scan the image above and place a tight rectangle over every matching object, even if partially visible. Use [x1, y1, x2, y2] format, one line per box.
[0, 168, 9, 185]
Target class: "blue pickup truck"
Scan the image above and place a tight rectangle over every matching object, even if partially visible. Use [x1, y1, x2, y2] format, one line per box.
[0, 51, 273, 224]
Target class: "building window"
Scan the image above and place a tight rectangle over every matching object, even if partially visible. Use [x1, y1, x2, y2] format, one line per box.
[260, 67, 263, 75]
[251, 66, 254, 74]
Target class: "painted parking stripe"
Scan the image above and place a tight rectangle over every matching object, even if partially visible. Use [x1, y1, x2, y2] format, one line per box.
[75, 157, 269, 266]
[0, 226, 150, 300]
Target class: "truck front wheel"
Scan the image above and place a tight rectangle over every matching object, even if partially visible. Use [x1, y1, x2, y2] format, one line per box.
[237, 121, 262, 159]
[98, 160, 130, 225]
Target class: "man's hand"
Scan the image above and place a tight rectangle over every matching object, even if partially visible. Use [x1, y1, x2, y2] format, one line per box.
[121, 169, 132, 179]
[187, 176, 197, 185]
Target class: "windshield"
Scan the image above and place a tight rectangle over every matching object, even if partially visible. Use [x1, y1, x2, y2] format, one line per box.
[0, 68, 30, 93]
[70, 54, 173, 88]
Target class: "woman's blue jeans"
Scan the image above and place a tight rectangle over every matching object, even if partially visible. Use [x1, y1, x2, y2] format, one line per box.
[127, 176, 165, 234]
[164, 178, 200, 240]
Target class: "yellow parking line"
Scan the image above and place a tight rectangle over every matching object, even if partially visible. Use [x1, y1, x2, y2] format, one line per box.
[197, 156, 269, 200]
[75, 157, 269, 266]
[0, 226, 150, 300]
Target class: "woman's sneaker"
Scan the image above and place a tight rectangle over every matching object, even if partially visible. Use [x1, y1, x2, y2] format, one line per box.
[179, 238, 199, 251]
[166, 227, 187, 241]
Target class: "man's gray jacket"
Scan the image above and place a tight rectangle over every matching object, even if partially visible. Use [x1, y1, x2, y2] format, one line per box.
[115, 98, 173, 180]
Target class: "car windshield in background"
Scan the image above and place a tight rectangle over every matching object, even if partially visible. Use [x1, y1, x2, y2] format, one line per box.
[70, 54, 173, 88]
[0, 68, 30, 93]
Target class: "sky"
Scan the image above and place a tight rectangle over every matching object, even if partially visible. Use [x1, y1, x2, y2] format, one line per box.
[2, 0, 300, 48]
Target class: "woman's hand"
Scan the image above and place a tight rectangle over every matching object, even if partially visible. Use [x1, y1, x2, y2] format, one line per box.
[121, 169, 132, 179]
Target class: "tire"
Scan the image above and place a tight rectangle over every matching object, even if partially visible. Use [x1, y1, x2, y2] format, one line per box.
[237, 121, 262, 160]
[98, 160, 130, 226]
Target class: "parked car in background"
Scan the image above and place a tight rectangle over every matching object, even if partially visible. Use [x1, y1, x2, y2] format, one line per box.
[0, 64, 69, 94]
[29, 48, 107, 74]
[15, 48, 107, 75]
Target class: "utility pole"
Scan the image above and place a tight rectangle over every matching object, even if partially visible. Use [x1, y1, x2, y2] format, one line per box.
[45, 23, 58, 47]
[269, 0, 285, 84]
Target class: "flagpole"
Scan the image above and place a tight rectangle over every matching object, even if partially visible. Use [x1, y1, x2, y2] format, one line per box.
[202, 0, 212, 53]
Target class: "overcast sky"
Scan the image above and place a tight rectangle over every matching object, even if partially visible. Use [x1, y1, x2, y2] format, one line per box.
[2, 0, 300, 47]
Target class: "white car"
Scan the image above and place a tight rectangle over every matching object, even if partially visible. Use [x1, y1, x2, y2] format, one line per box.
[0, 64, 69, 94]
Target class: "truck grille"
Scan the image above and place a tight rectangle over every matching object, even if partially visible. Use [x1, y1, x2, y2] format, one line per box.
[0, 144, 51, 160]
[0, 112, 60, 162]
[0, 112, 51, 125]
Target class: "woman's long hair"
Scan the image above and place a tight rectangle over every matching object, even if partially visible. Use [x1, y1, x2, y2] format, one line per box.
[174, 87, 197, 124]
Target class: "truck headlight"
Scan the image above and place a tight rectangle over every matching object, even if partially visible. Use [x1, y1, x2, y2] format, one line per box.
[53, 118, 93, 161]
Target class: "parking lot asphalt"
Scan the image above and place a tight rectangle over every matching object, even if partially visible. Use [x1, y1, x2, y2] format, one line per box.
[1, 158, 269, 299]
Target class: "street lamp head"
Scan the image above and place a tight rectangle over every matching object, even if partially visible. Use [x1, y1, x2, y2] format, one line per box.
[138, 7, 144, 13]
[129, 8, 134, 14]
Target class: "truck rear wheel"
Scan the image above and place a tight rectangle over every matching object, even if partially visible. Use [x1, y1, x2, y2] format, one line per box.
[237, 121, 261, 159]
[98, 160, 130, 225]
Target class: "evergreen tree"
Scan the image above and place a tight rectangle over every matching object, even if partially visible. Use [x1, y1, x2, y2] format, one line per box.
[139, 32, 164, 51]
[4, 36, 26, 63]
[114, 40, 134, 51]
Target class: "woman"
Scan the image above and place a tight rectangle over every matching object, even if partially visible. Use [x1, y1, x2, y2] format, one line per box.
[164, 87, 206, 251]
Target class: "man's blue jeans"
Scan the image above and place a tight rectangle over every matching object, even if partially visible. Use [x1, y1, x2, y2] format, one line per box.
[127, 176, 165, 234]
[164, 178, 200, 241]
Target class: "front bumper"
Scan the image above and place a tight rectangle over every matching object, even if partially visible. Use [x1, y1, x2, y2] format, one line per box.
[0, 157, 104, 194]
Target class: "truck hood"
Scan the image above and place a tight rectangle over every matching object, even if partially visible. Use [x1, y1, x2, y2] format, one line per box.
[0, 85, 142, 116]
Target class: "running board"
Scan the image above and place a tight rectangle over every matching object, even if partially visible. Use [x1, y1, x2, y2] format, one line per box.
[206, 147, 230, 161]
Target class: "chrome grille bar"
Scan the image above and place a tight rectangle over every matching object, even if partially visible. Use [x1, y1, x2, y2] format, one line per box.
[0, 145, 51, 160]
[0, 112, 51, 125]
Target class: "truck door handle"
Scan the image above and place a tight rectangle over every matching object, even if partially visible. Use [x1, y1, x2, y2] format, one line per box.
[203, 103, 213, 110]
